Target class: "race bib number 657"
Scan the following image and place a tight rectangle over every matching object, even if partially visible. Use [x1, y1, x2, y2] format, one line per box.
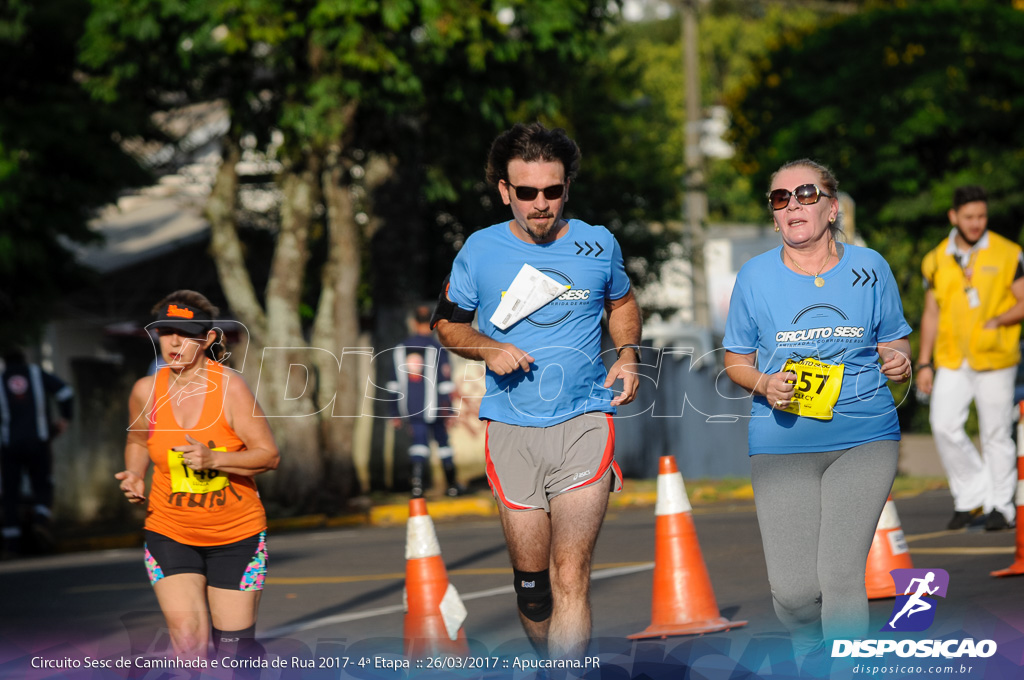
[168, 447, 230, 494]
[781, 358, 845, 421]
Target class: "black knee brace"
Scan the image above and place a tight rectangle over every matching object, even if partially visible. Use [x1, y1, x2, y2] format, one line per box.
[212, 624, 261, 657]
[514, 569, 552, 622]
[213, 624, 264, 679]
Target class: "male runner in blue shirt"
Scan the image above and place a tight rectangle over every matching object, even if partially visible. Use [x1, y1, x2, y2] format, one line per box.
[432, 122, 642, 658]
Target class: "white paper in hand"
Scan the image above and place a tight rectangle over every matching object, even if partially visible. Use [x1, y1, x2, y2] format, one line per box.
[489, 264, 568, 330]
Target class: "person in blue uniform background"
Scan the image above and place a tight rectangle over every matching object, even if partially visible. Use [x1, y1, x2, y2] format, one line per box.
[1, 347, 73, 557]
[386, 305, 463, 498]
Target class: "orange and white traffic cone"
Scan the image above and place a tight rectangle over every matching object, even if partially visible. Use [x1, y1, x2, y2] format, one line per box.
[403, 498, 469, 657]
[865, 495, 915, 599]
[991, 401, 1024, 578]
[628, 456, 747, 639]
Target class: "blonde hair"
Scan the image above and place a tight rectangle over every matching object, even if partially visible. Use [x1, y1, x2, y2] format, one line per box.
[770, 158, 843, 238]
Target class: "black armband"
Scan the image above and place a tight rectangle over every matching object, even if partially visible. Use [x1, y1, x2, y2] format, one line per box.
[616, 344, 642, 358]
[429, 274, 476, 330]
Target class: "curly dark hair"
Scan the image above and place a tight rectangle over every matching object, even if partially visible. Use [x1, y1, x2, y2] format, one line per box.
[485, 122, 581, 187]
[151, 290, 228, 363]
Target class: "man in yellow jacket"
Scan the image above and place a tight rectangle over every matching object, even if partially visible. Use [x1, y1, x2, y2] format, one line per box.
[918, 186, 1024, 531]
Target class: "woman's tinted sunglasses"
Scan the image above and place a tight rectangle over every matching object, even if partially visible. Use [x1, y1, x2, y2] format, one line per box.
[767, 184, 833, 210]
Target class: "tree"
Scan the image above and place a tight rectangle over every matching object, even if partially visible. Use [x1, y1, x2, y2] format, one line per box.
[80, 0, 618, 512]
[0, 0, 148, 349]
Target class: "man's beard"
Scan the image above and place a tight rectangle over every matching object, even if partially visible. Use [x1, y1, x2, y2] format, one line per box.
[956, 225, 982, 247]
[522, 214, 557, 241]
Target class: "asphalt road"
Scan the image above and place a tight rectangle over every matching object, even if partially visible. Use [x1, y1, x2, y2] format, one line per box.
[0, 489, 1021, 680]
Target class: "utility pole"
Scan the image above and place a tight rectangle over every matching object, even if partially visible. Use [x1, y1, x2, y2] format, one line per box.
[681, 0, 710, 328]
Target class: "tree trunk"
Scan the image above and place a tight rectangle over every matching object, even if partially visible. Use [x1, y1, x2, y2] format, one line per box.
[261, 157, 323, 511]
[312, 157, 362, 509]
[206, 138, 267, 346]
[206, 138, 323, 512]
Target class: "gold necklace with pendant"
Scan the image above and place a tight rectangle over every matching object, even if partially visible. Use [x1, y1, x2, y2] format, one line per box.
[789, 240, 833, 288]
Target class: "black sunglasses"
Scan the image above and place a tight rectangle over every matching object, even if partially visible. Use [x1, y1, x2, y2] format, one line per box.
[767, 184, 833, 210]
[506, 182, 566, 201]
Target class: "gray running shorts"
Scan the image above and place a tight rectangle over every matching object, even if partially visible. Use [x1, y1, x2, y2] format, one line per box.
[485, 412, 622, 512]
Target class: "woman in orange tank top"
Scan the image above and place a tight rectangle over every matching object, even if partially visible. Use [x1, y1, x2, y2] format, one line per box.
[116, 290, 279, 663]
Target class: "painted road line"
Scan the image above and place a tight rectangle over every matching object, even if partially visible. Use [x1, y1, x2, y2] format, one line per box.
[262, 562, 654, 638]
[66, 583, 151, 594]
[909, 547, 1015, 555]
[905, 530, 969, 542]
[903, 529, 1016, 555]
[65, 562, 653, 595]
[268, 561, 653, 585]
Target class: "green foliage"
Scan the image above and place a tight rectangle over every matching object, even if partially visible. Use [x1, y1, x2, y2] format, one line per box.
[80, 0, 619, 301]
[80, 0, 609, 160]
[585, 5, 823, 222]
[0, 0, 148, 348]
[702, 1, 822, 103]
[369, 1, 620, 291]
[570, 19, 685, 229]
[77, 0, 836, 313]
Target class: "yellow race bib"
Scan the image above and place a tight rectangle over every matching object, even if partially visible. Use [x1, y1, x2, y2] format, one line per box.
[781, 358, 845, 421]
[168, 447, 230, 494]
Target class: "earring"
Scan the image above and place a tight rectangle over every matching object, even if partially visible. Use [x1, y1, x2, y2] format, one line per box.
[775, 224, 780, 232]
[829, 216, 836, 225]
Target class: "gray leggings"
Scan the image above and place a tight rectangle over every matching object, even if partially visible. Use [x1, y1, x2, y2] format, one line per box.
[750, 440, 899, 655]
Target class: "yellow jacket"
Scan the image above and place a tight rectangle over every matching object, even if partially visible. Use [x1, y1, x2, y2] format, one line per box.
[922, 230, 1023, 371]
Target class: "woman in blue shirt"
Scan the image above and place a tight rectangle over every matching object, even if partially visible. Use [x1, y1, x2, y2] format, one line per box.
[723, 159, 912, 670]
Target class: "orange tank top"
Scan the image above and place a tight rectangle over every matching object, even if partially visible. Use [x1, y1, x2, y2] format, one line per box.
[145, 362, 266, 546]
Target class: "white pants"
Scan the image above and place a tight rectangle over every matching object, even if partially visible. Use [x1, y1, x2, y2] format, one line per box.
[929, 364, 1017, 521]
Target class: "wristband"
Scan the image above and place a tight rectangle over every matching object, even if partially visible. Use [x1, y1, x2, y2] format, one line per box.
[616, 344, 641, 358]
[916, 363, 933, 371]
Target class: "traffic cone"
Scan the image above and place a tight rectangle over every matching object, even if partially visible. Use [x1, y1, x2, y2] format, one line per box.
[628, 456, 747, 639]
[403, 498, 469, 657]
[991, 401, 1024, 578]
[865, 495, 915, 599]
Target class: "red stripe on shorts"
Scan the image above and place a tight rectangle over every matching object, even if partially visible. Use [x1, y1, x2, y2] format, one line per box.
[484, 421, 537, 511]
[562, 413, 622, 493]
